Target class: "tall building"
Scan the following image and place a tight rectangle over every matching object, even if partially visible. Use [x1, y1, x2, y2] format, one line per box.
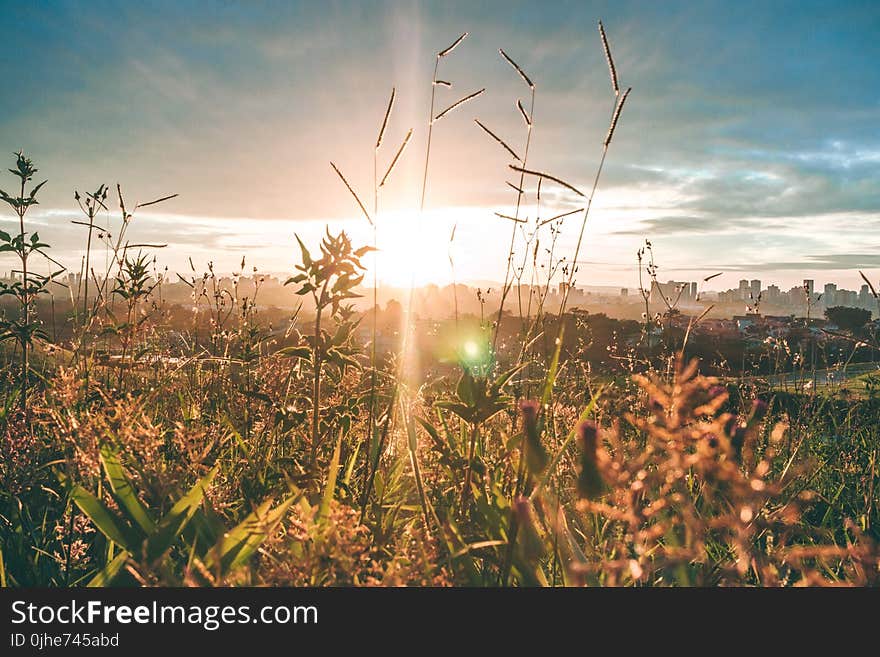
[860, 284, 872, 306]
[791, 285, 808, 307]
[824, 283, 837, 306]
[765, 284, 781, 304]
[689, 281, 698, 300]
[738, 279, 750, 301]
[840, 290, 858, 307]
[803, 279, 814, 296]
[750, 279, 761, 299]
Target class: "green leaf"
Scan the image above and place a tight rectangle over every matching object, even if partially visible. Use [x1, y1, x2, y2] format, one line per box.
[541, 325, 565, 407]
[456, 371, 476, 406]
[87, 551, 129, 587]
[491, 361, 529, 395]
[342, 440, 361, 488]
[295, 234, 312, 268]
[204, 492, 300, 572]
[318, 429, 343, 523]
[415, 415, 451, 456]
[330, 321, 354, 346]
[435, 400, 473, 424]
[99, 444, 156, 534]
[69, 486, 139, 552]
[276, 345, 312, 360]
[144, 465, 218, 562]
[530, 386, 604, 500]
[28, 179, 47, 199]
[326, 347, 361, 370]
[184, 503, 227, 553]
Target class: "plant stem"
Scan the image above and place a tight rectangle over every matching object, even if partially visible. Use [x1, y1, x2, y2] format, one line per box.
[460, 423, 479, 509]
[311, 297, 324, 467]
[309, 276, 332, 466]
[18, 175, 28, 414]
[493, 87, 535, 351]
[361, 149, 380, 515]
[83, 210, 94, 324]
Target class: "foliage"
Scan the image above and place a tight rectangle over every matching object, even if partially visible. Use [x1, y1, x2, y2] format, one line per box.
[825, 305, 872, 333]
[0, 152, 55, 411]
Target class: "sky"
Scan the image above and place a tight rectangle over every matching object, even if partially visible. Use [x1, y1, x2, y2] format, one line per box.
[1, 0, 879, 294]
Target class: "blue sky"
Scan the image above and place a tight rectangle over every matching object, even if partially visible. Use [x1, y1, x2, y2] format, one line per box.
[1, 0, 878, 291]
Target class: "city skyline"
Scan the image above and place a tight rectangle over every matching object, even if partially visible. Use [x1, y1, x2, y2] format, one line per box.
[9, 267, 877, 318]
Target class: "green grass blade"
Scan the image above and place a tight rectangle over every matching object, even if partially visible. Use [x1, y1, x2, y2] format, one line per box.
[343, 439, 360, 488]
[530, 386, 603, 500]
[86, 551, 129, 587]
[69, 485, 139, 552]
[144, 464, 218, 562]
[541, 325, 565, 407]
[319, 429, 343, 523]
[204, 492, 301, 572]
[99, 444, 156, 534]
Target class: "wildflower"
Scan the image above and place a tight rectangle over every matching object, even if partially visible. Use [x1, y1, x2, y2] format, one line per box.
[519, 399, 548, 475]
[575, 420, 605, 499]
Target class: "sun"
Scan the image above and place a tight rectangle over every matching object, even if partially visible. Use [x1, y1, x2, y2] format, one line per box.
[364, 209, 460, 288]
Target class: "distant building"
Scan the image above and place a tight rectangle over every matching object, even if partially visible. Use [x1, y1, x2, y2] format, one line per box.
[750, 279, 761, 299]
[620, 287, 628, 297]
[738, 279, 750, 301]
[790, 285, 808, 307]
[840, 289, 858, 307]
[803, 279, 814, 296]
[651, 280, 689, 304]
[824, 283, 837, 306]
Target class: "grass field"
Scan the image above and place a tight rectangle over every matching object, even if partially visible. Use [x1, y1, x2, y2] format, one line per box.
[1, 22, 878, 588]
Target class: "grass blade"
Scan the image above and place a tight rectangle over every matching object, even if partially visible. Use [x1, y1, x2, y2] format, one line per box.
[531, 387, 603, 499]
[319, 428, 343, 523]
[69, 486, 138, 551]
[99, 444, 156, 534]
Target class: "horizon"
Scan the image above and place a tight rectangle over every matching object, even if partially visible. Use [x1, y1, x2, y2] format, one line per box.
[11, 265, 875, 299]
